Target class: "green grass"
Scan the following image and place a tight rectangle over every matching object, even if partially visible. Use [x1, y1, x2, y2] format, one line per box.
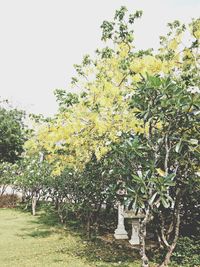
[0, 208, 141, 267]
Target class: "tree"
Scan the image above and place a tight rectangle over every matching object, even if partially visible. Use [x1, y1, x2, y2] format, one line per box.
[0, 102, 26, 163]
[15, 154, 52, 215]
[0, 102, 27, 198]
[0, 161, 17, 195]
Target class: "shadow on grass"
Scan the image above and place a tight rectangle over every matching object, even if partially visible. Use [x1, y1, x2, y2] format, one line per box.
[16, 204, 140, 265]
[26, 206, 141, 266]
[16, 204, 60, 239]
[18, 225, 52, 238]
[77, 238, 138, 265]
[53, 237, 138, 267]
[28, 229, 52, 238]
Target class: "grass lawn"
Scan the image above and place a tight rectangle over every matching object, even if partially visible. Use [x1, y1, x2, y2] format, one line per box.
[0, 208, 141, 267]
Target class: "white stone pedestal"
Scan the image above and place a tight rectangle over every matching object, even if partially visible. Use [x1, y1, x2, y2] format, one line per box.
[129, 219, 140, 245]
[114, 203, 128, 239]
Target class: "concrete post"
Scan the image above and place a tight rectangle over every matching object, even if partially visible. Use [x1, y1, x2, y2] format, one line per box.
[129, 218, 140, 245]
[114, 203, 128, 239]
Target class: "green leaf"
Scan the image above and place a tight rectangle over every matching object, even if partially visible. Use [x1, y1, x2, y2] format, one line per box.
[161, 198, 170, 208]
[175, 139, 182, 153]
[149, 192, 157, 205]
[132, 174, 142, 182]
[189, 139, 198, 145]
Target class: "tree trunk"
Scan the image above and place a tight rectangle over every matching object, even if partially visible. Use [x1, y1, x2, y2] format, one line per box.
[86, 211, 91, 239]
[160, 193, 181, 267]
[139, 208, 150, 267]
[54, 196, 59, 210]
[57, 201, 65, 224]
[0, 184, 7, 196]
[32, 194, 37, 216]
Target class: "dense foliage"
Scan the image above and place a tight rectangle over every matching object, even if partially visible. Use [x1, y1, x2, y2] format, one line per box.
[0, 102, 26, 197]
[0, 104, 26, 163]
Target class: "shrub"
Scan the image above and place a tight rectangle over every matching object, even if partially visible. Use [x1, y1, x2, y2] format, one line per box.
[171, 236, 200, 267]
[0, 194, 20, 208]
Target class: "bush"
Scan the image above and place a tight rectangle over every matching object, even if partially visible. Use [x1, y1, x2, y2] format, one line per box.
[171, 237, 200, 267]
[0, 194, 20, 208]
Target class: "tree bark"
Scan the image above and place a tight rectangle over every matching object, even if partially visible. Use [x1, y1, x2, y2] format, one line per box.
[159, 192, 181, 267]
[139, 208, 150, 267]
[32, 195, 37, 216]
[86, 210, 91, 239]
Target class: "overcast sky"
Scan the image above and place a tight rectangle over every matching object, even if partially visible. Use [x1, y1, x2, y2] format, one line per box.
[0, 0, 199, 116]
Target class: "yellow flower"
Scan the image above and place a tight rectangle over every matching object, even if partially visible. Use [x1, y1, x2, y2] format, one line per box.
[156, 122, 163, 130]
[194, 30, 200, 39]
[130, 58, 145, 73]
[117, 42, 130, 57]
[142, 56, 162, 75]
[184, 49, 192, 58]
[52, 166, 61, 177]
[156, 168, 165, 177]
[168, 39, 178, 51]
[132, 73, 142, 82]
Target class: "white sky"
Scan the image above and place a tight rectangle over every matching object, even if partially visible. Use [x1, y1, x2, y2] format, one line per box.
[0, 0, 199, 116]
